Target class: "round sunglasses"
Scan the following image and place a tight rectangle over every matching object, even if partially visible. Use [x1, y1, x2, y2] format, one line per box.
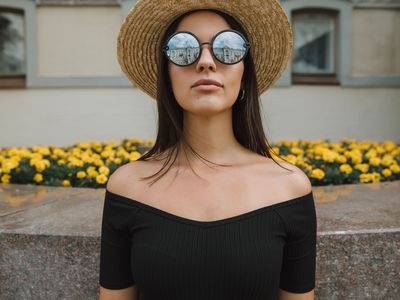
[162, 29, 251, 66]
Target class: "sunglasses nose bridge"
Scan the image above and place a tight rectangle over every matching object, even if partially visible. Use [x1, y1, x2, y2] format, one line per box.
[198, 41, 216, 61]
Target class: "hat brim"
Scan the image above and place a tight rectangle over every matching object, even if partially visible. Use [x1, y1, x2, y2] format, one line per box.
[117, 0, 293, 99]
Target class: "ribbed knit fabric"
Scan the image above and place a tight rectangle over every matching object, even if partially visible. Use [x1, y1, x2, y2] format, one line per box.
[99, 189, 317, 300]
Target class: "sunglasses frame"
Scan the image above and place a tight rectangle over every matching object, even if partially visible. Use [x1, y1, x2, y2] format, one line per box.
[162, 29, 251, 67]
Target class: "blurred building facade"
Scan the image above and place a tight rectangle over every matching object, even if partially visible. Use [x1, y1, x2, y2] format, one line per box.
[0, 0, 399, 147]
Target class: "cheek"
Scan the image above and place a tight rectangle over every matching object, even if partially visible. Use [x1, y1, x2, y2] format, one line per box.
[168, 66, 190, 98]
[226, 64, 244, 98]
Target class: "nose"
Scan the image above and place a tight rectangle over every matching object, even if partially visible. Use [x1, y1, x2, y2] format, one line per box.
[195, 43, 216, 73]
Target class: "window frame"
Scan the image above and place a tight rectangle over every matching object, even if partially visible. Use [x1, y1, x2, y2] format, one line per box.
[291, 8, 340, 86]
[0, 6, 27, 89]
[280, 0, 400, 87]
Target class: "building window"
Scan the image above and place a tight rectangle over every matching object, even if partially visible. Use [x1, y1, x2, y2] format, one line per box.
[292, 8, 339, 85]
[0, 7, 26, 88]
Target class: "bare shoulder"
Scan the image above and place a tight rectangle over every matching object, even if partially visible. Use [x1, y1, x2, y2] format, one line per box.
[271, 159, 313, 197]
[106, 160, 149, 195]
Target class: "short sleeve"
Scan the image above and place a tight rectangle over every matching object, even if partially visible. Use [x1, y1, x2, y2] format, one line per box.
[99, 191, 135, 289]
[277, 192, 317, 293]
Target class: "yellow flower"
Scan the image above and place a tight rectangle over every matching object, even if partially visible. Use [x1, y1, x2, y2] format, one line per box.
[339, 164, 352, 174]
[32, 146, 51, 156]
[63, 180, 71, 187]
[30, 153, 43, 160]
[310, 168, 325, 180]
[390, 164, 400, 173]
[101, 150, 112, 159]
[2, 159, 19, 173]
[360, 173, 373, 183]
[76, 171, 87, 179]
[354, 164, 369, 173]
[129, 151, 142, 161]
[94, 159, 104, 167]
[91, 141, 102, 148]
[77, 142, 91, 149]
[369, 157, 381, 167]
[129, 136, 139, 143]
[314, 146, 326, 156]
[99, 166, 110, 176]
[365, 149, 378, 159]
[290, 147, 304, 156]
[376, 146, 385, 155]
[87, 169, 99, 178]
[383, 140, 396, 152]
[67, 157, 84, 167]
[53, 148, 66, 157]
[81, 154, 94, 164]
[33, 173, 43, 183]
[30, 159, 50, 172]
[86, 166, 96, 173]
[350, 148, 363, 157]
[303, 164, 313, 171]
[381, 155, 394, 167]
[351, 155, 363, 164]
[382, 168, 392, 177]
[372, 172, 381, 183]
[114, 158, 122, 164]
[96, 173, 108, 184]
[1, 174, 11, 183]
[116, 149, 129, 159]
[322, 150, 337, 163]
[7, 147, 20, 156]
[284, 154, 298, 165]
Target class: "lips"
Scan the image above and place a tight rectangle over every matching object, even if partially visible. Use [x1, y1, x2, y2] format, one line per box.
[191, 79, 223, 88]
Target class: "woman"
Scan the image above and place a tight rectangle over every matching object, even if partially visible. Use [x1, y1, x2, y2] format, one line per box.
[99, 1, 317, 300]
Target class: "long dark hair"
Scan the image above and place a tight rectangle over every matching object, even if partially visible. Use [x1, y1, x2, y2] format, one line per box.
[136, 9, 293, 186]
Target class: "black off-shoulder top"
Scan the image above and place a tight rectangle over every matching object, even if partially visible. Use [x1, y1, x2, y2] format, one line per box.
[99, 189, 317, 300]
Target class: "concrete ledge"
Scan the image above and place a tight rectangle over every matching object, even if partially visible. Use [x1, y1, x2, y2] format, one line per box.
[0, 181, 399, 299]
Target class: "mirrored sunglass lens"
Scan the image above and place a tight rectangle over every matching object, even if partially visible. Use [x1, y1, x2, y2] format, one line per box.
[165, 32, 200, 65]
[213, 31, 247, 64]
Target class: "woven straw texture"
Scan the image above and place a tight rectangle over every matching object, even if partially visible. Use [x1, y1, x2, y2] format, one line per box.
[117, 0, 293, 100]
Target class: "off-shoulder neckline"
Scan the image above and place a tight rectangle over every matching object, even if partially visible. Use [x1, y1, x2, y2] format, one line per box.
[104, 189, 313, 228]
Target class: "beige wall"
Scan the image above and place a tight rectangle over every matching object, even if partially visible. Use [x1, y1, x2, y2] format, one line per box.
[2, 86, 399, 148]
[352, 8, 400, 76]
[34, 6, 400, 78]
[37, 6, 122, 76]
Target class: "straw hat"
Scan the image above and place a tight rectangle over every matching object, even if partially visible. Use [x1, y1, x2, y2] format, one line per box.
[117, 0, 293, 100]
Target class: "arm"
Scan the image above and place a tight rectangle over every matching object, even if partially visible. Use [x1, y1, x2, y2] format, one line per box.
[99, 285, 138, 300]
[99, 163, 139, 300]
[278, 288, 314, 300]
[278, 163, 316, 300]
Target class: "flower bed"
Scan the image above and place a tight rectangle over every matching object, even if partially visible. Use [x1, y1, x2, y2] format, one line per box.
[0, 137, 398, 188]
